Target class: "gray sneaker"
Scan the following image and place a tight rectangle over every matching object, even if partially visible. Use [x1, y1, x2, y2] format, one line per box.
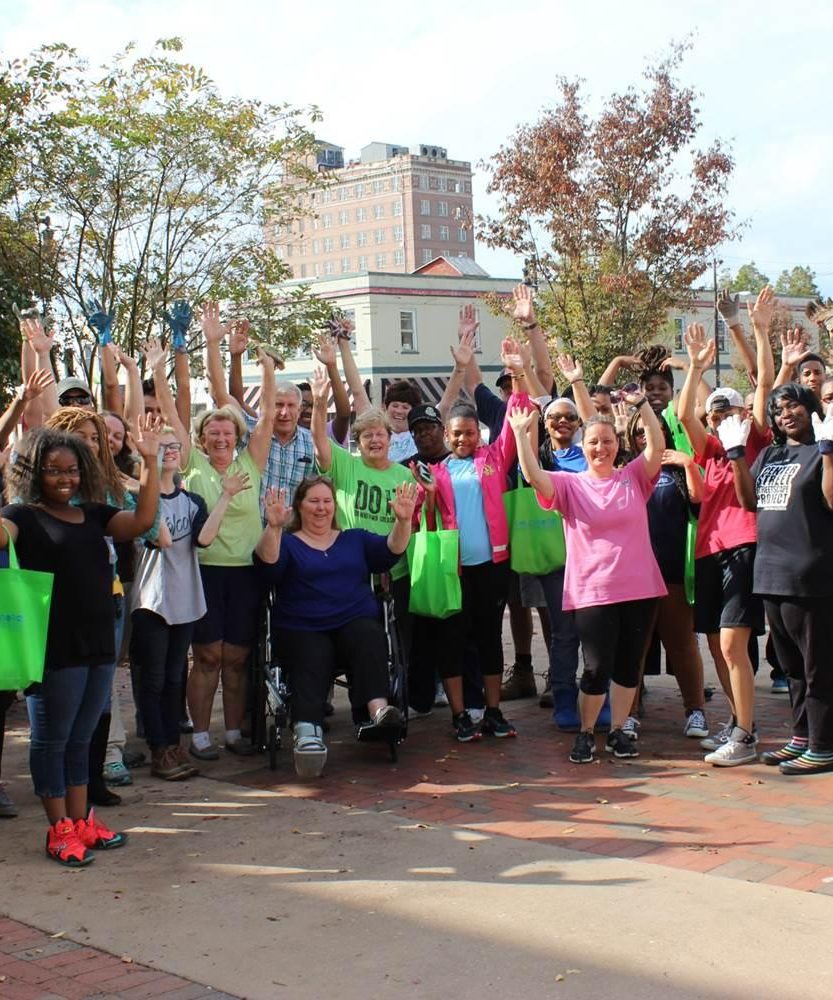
[0, 783, 17, 818]
[704, 727, 758, 767]
[700, 718, 733, 751]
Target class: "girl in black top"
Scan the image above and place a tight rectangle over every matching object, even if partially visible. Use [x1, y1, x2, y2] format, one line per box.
[723, 384, 833, 774]
[1, 419, 161, 865]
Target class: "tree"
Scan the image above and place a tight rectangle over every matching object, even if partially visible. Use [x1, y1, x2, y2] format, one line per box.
[4, 38, 329, 388]
[729, 262, 770, 295]
[479, 41, 737, 378]
[774, 265, 820, 299]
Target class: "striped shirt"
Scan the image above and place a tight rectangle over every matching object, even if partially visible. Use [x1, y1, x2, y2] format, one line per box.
[243, 412, 315, 507]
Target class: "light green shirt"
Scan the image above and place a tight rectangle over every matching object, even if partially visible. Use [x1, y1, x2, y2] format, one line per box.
[184, 448, 262, 567]
[324, 443, 412, 579]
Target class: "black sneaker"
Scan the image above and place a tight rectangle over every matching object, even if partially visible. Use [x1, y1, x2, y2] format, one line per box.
[605, 728, 640, 758]
[480, 707, 517, 738]
[569, 731, 595, 763]
[453, 711, 482, 743]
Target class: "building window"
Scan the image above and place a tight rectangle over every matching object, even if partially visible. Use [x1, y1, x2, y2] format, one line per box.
[420, 224, 431, 239]
[438, 201, 449, 217]
[437, 177, 447, 192]
[392, 201, 403, 216]
[338, 187, 348, 201]
[323, 214, 332, 228]
[372, 179, 384, 194]
[312, 239, 321, 254]
[355, 183, 365, 197]
[374, 228, 385, 244]
[357, 255, 368, 270]
[341, 257, 351, 273]
[458, 228, 468, 242]
[439, 225, 449, 241]
[376, 253, 387, 269]
[400, 310, 417, 351]
[356, 207, 367, 222]
[394, 249, 405, 265]
[299, 264, 307, 278]
[373, 204, 384, 219]
[324, 261, 334, 275]
[339, 210, 349, 225]
[420, 199, 431, 216]
[297, 218, 305, 233]
[419, 174, 429, 190]
[393, 225, 403, 241]
[340, 233, 350, 249]
[313, 263, 321, 276]
[322, 190, 332, 203]
[357, 231, 368, 246]
[674, 317, 684, 351]
[323, 237, 333, 253]
[392, 176, 402, 191]
[421, 248, 433, 264]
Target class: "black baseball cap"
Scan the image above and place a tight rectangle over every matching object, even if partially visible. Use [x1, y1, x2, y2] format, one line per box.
[408, 404, 443, 429]
[495, 368, 513, 388]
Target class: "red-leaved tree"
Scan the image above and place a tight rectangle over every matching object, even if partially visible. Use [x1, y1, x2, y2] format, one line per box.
[479, 42, 738, 378]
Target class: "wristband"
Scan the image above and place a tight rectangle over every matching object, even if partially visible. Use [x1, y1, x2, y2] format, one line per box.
[635, 397, 650, 409]
[725, 445, 745, 461]
[14, 384, 26, 403]
[818, 439, 833, 456]
[570, 378, 585, 384]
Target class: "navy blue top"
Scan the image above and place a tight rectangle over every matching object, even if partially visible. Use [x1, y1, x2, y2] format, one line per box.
[254, 528, 399, 631]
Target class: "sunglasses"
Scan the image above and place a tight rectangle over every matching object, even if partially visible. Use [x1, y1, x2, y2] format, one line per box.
[547, 412, 579, 422]
[60, 394, 92, 406]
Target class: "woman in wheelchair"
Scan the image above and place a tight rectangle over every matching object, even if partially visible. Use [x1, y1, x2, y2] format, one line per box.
[253, 476, 417, 777]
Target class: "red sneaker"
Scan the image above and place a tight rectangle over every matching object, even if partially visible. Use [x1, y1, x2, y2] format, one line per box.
[46, 818, 94, 867]
[75, 807, 128, 850]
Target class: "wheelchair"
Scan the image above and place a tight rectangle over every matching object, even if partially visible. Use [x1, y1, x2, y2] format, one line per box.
[254, 582, 408, 770]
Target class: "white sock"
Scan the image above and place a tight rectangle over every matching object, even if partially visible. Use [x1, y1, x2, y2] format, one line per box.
[192, 731, 211, 750]
[225, 729, 242, 744]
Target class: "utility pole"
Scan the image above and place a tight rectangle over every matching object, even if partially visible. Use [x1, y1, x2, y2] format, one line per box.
[713, 258, 722, 388]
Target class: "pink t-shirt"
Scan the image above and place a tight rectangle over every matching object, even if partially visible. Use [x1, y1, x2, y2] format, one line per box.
[536, 455, 667, 611]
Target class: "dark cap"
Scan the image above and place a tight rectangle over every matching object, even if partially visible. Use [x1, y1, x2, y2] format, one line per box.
[495, 368, 513, 388]
[407, 403, 443, 429]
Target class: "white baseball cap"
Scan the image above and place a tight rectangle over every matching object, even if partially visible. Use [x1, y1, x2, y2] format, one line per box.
[705, 387, 744, 413]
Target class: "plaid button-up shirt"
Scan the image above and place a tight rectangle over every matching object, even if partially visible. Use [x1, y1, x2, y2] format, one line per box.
[243, 412, 316, 507]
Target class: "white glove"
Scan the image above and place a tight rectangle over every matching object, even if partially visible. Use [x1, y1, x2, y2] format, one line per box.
[717, 414, 751, 458]
[812, 411, 833, 454]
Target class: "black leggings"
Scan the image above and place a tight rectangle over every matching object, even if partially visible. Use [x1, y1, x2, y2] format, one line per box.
[130, 610, 194, 749]
[276, 617, 390, 726]
[574, 599, 658, 696]
[420, 561, 510, 681]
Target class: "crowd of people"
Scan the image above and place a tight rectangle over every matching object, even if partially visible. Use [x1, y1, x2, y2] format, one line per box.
[1, 282, 832, 871]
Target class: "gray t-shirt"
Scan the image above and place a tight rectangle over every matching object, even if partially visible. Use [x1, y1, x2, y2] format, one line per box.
[132, 488, 209, 625]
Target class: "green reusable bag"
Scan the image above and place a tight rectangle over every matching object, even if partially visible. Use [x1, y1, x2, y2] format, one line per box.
[663, 403, 699, 606]
[407, 511, 462, 619]
[503, 482, 566, 575]
[0, 527, 54, 690]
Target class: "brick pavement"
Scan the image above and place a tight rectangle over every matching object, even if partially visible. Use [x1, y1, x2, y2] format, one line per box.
[0, 918, 240, 1000]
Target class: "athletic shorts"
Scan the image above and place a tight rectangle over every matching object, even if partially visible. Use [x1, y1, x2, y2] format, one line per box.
[694, 544, 764, 635]
[192, 564, 262, 647]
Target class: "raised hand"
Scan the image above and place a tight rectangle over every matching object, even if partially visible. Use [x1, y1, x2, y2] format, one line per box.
[458, 303, 480, 342]
[507, 404, 537, 435]
[812, 410, 833, 454]
[660, 356, 688, 371]
[330, 315, 354, 341]
[227, 319, 251, 357]
[450, 329, 476, 370]
[134, 413, 165, 460]
[312, 332, 337, 367]
[21, 368, 55, 402]
[612, 400, 630, 435]
[684, 324, 716, 370]
[221, 471, 252, 498]
[660, 448, 694, 468]
[199, 301, 229, 345]
[255, 346, 275, 378]
[780, 328, 810, 368]
[506, 283, 536, 326]
[391, 481, 418, 522]
[717, 289, 741, 325]
[20, 315, 54, 355]
[500, 336, 524, 375]
[263, 487, 291, 529]
[141, 336, 166, 372]
[748, 285, 778, 333]
[716, 413, 751, 455]
[84, 298, 115, 346]
[164, 300, 193, 353]
[555, 353, 584, 384]
[310, 365, 330, 403]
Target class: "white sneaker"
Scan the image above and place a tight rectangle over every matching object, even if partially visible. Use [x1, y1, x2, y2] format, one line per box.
[434, 684, 449, 707]
[704, 727, 757, 767]
[621, 716, 640, 741]
[684, 709, 709, 739]
[293, 722, 327, 778]
[467, 708, 484, 724]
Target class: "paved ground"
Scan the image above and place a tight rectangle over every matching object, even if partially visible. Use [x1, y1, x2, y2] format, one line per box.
[2, 632, 833, 998]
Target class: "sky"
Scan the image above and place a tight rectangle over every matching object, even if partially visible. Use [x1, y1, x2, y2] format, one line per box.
[3, 0, 833, 295]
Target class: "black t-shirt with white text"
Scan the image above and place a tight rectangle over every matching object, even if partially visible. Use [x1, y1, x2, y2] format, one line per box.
[750, 443, 833, 597]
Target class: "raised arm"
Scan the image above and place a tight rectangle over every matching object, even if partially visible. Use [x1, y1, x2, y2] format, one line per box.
[106, 414, 162, 541]
[0, 370, 54, 448]
[227, 318, 258, 418]
[718, 290, 757, 384]
[506, 283, 554, 391]
[811, 411, 833, 511]
[678, 324, 714, 457]
[245, 350, 277, 472]
[20, 316, 58, 423]
[747, 286, 777, 430]
[201, 301, 237, 409]
[312, 333, 351, 443]
[197, 471, 252, 546]
[99, 341, 123, 415]
[629, 393, 664, 478]
[773, 327, 808, 391]
[554, 354, 595, 423]
[111, 344, 143, 431]
[172, 346, 192, 430]
[146, 336, 191, 467]
[717, 415, 757, 511]
[598, 353, 641, 388]
[508, 406, 553, 499]
[254, 487, 290, 564]
[336, 322, 371, 416]
[440, 308, 478, 418]
[310, 365, 333, 471]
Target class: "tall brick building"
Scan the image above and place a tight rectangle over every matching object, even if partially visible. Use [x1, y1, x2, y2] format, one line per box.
[271, 141, 475, 278]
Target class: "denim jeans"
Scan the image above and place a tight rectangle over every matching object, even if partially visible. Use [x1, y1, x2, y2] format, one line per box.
[537, 568, 580, 693]
[130, 609, 194, 749]
[26, 662, 116, 798]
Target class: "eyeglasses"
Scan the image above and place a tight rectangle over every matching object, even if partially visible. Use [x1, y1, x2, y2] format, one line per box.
[159, 442, 183, 453]
[634, 428, 646, 437]
[41, 466, 80, 477]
